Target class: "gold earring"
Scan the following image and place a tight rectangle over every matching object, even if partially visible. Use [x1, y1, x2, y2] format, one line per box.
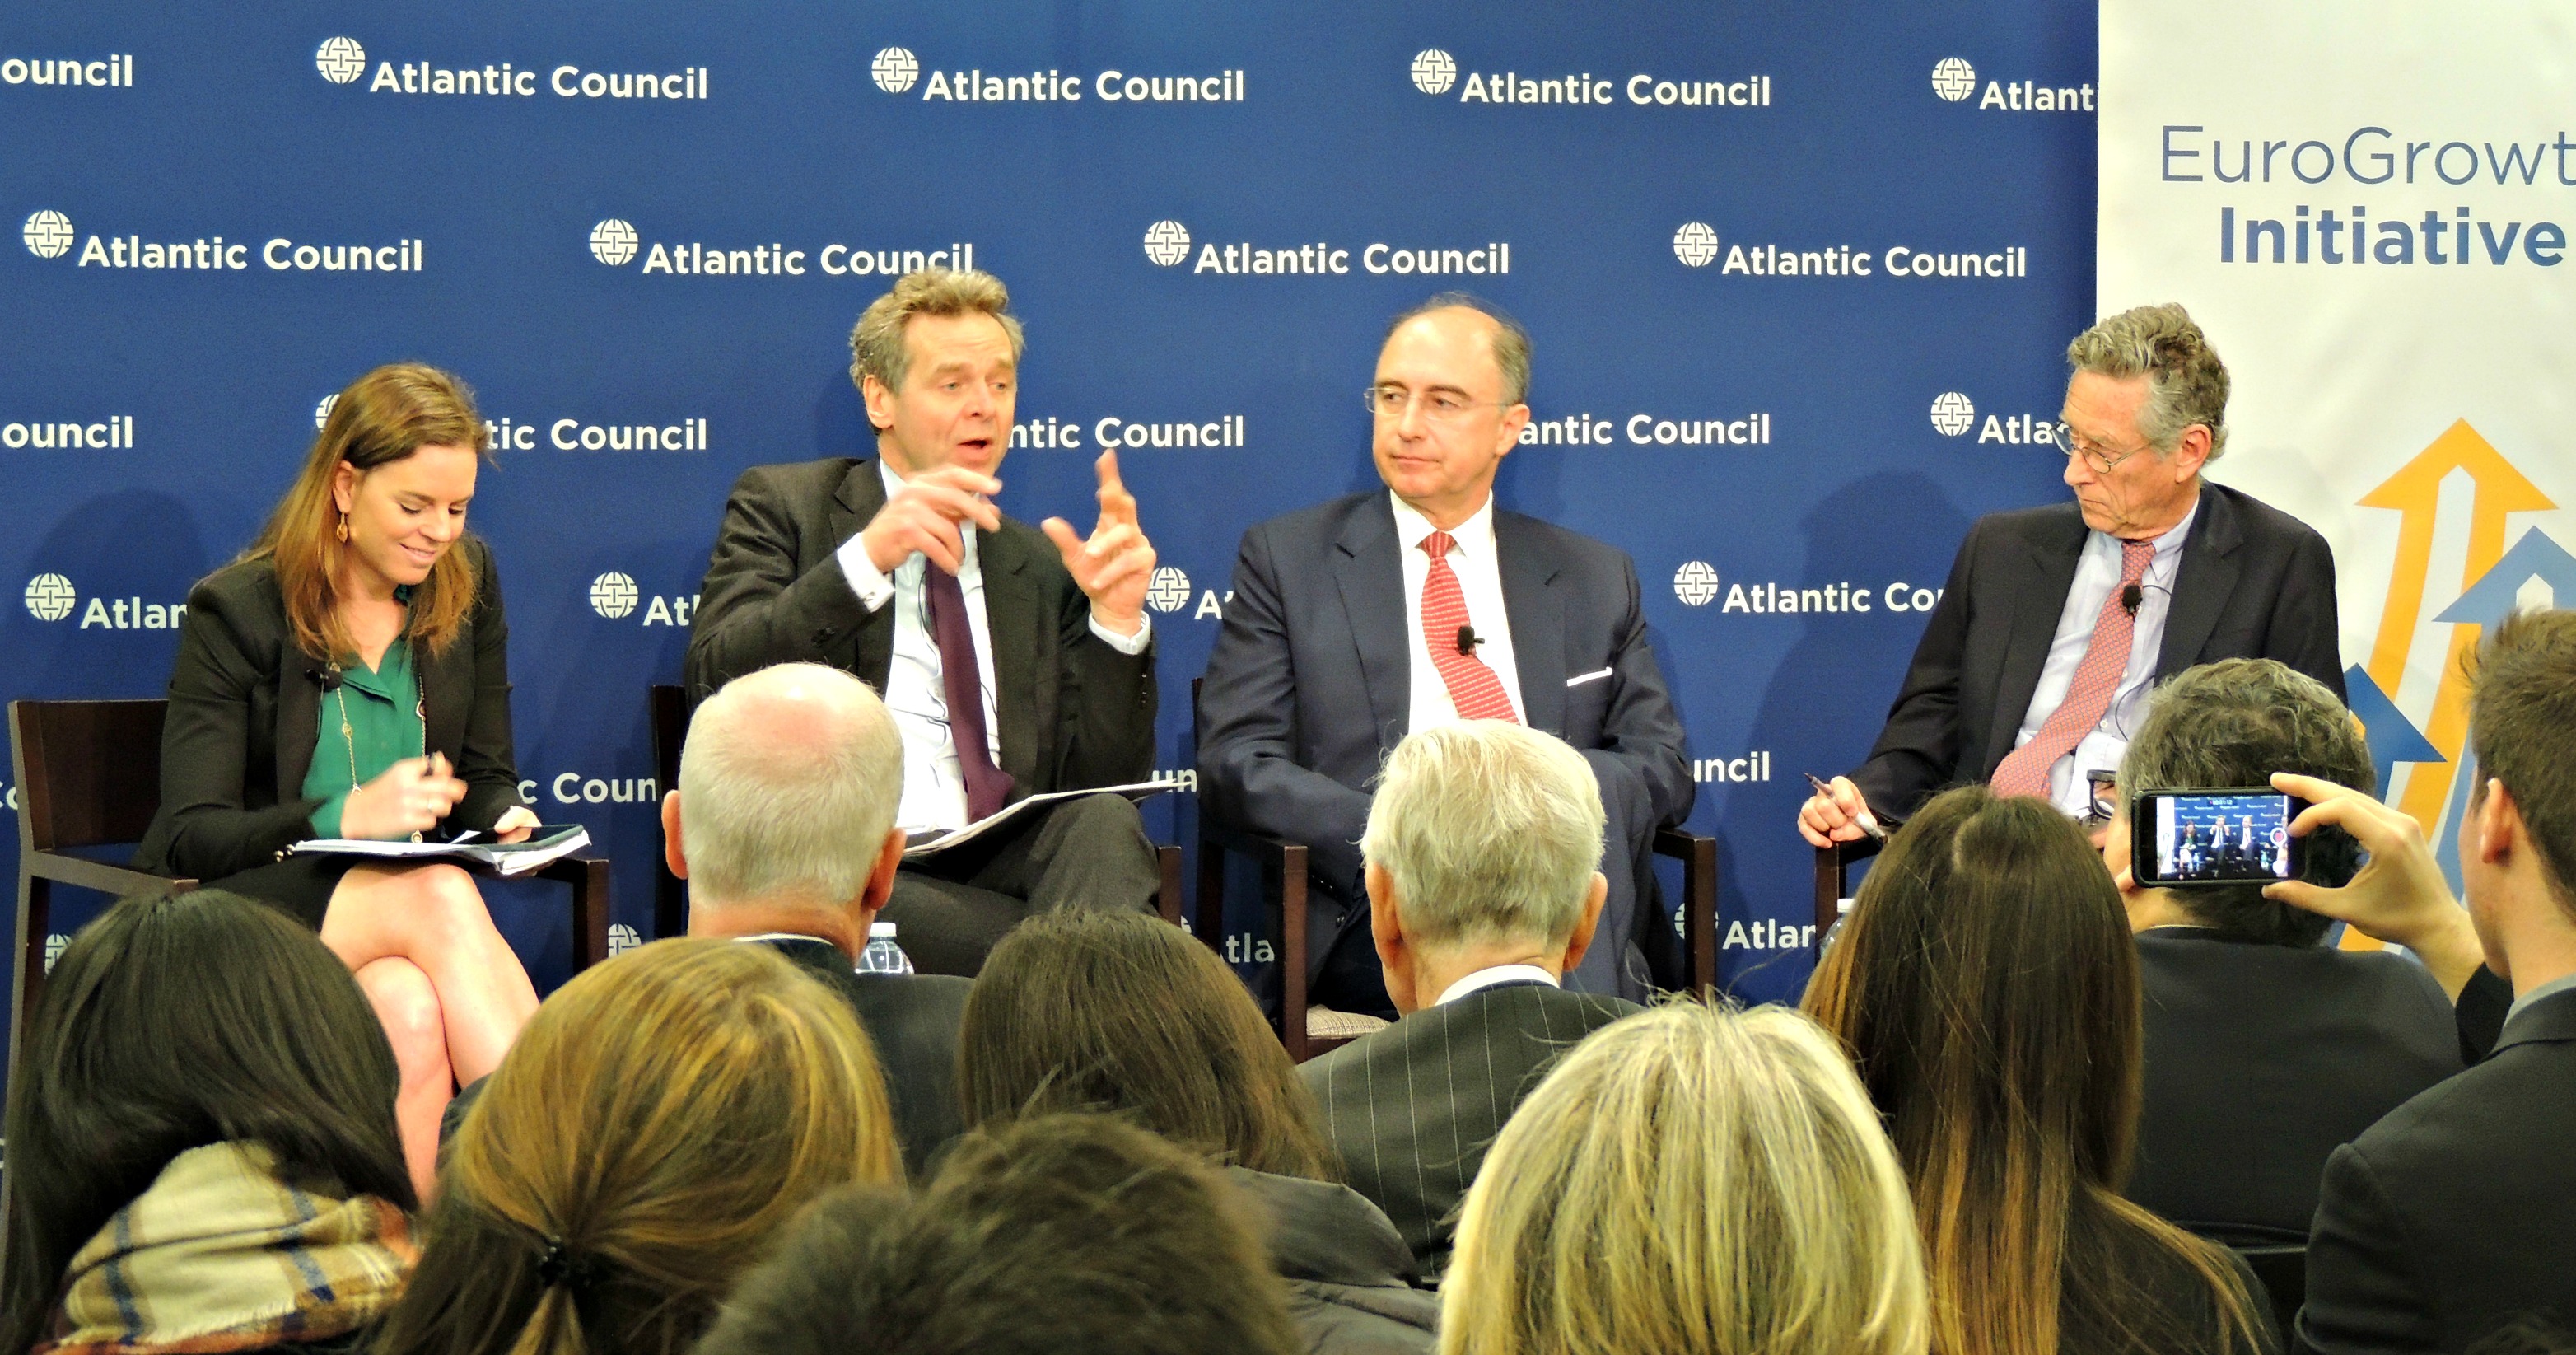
[335, 512, 350, 544]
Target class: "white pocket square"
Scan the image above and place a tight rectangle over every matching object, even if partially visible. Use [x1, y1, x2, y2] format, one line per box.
[1566, 668, 1613, 688]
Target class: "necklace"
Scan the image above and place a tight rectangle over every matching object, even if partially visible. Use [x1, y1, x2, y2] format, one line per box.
[340, 652, 428, 842]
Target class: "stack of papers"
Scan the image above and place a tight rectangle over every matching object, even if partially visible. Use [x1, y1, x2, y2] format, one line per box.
[290, 825, 592, 876]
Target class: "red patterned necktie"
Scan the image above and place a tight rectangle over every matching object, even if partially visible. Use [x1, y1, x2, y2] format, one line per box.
[1991, 537, 2157, 798]
[1419, 530, 1519, 723]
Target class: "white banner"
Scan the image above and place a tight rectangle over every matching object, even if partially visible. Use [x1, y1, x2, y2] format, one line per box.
[2101, 1, 2576, 884]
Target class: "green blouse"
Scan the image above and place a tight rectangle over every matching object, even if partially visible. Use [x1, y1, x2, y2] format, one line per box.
[303, 638, 425, 839]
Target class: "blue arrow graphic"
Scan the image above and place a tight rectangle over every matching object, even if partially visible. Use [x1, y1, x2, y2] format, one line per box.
[2428, 529, 2576, 884]
[2343, 664, 2442, 797]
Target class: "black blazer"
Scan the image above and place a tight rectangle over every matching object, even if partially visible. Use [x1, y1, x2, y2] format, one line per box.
[2297, 987, 2576, 1354]
[1299, 983, 1635, 1280]
[2129, 929, 2462, 1244]
[134, 544, 522, 881]
[1849, 482, 2343, 820]
[683, 456, 1155, 797]
[763, 937, 971, 1180]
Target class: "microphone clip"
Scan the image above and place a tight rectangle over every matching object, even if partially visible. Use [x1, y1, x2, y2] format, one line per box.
[310, 662, 344, 694]
[2120, 583, 2144, 618]
[1454, 625, 1481, 656]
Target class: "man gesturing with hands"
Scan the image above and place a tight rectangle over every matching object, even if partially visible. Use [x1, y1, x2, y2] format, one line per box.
[687, 269, 1162, 976]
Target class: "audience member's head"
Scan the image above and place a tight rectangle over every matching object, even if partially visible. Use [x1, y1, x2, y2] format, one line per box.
[2464, 608, 2576, 978]
[1441, 1001, 1927, 1355]
[1361, 720, 1608, 1012]
[371, 938, 898, 1355]
[959, 908, 1337, 1179]
[1, 890, 415, 1355]
[1804, 786, 2267, 1355]
[666, 661, 907, 956]
[695, 1112, 1302, 1355]
[2112, 657, 2376, 944]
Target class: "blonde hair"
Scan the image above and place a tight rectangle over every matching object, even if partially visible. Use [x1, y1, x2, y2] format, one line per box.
[246, 362, 491, 661]
[847, 268, 1025, 414]
[372, 939, 899, 1355]
[1361, 721, 1605, 951]
[1440, 1002, 1929, 1355]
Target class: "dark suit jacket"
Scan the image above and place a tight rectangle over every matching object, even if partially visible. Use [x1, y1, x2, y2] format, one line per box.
[1300, 982, 1635, 1280]
[684, 456, 1155, 797]
[2130, 929, 2462, 1244]
[765, 937, 971, 1179]
[1199, 493, 1692, 965]
[2297, 986, 2576, 1354]
[1850, 482, 2343, 820]
[136, 544, 522, 881]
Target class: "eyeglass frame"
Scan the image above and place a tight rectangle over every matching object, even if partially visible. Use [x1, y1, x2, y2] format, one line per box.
[2050, 420, 2196, 476]
[1363, 385, 1518, 421]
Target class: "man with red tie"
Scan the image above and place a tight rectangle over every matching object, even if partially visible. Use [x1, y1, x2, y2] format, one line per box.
[1199, 296, 1692, 1014]
[1799, 303, 2343, 846]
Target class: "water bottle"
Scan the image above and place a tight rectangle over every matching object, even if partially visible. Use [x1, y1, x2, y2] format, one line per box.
[1819, 897, 1855, 953]
[857, 921, 915, 975]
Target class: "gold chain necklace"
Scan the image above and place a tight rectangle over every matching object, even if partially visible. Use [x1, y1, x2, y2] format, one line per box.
[339, 655, 428, 843]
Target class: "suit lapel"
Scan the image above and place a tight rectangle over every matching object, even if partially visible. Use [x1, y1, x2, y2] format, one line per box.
[1494, 512, 1567, 735]
[978, 525, 1044, 782]
[1332, 497, 1411, 743]
[420, 626, 468, 759]
[278, 647, 321, 803]
[2156, 485, 2242, 680]
[833, 460, 898, 689]
[1984, 510, 2090, 774]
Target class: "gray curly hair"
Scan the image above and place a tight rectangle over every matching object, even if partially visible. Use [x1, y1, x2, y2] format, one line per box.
[2066, 303, 2231, 461]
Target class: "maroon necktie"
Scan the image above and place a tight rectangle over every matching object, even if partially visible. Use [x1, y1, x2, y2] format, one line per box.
[1420, 531, 1519, 723]
[922, 563, 1014, 820]
[1991, 537, 2156, 798]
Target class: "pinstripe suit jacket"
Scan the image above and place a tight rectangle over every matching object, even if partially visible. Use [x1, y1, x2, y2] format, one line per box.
[1299, 983, 1635, 1280]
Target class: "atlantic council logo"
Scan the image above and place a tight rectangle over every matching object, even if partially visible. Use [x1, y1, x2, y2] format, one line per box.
[1930, 57, 1976, 102]
[23, 210, 74, 259]
[1673, 561, 1720, 606]
[1146, 565, 1192, 613]
[870, 47, 920, 94]
[1930, 392, 1976, 436]
[590, 219, 639, 266]
[607, 923, 645, 956]
[316, 36, 366, 84]
[24, 573, 76, 623]
[1410, 49, 1458, 95]
[1673, 222, 1720, 267]
[589, 572, 640, 619]
[1142, 220, 1192, 267]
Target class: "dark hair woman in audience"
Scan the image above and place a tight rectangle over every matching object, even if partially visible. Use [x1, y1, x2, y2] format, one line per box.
[1, 890, 417, 1355]
[959, 909, 1438, 1355]
[1804, 786, 2277, 1355]
[133, 362, 542, 1197]
[370, 938, 899, 1355]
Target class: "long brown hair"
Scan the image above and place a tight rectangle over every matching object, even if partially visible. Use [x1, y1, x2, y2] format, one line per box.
[957, 909, 1338, 1180]
[371, 939, 899, 1355]
[246, 362, 489, 661]
[1803, 787, 2266, 1355]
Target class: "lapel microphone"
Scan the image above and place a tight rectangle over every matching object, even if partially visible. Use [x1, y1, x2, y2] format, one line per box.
[1455, 625, 1481, 655]
[2121, 583, 2144, 618]
[310, 662, 344, 694]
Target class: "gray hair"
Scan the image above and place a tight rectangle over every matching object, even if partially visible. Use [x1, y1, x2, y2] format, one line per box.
[2065, 302, 2231, 460]
[1360, 722, 1604, 950]
[1386, 292, 1533, 404]
[849, 268, 1027, 401]
[2117, 659, 2373, 946]
[679, 663, 903, 908]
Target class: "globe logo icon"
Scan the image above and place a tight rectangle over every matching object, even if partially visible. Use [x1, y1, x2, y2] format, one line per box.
[1929, 392, 1976, 437]
[1142, 220, 1192, 267]
[871, 47, 920, 95]
[608, 923, 644, 956]
[24, 573, 77, 623]
[590, 572, 641, 619]
[1410, 49, 1458, 96]
[316, 36, 366, 85]
[1146, 565, 1192, 613]
[23, 210, 74, 259]
[314, 393, 339, 430]
[1672, 222, 1720, 268]
[1673, 561, 1720, 607]
[590, 219, 640, 267]
[44, 933, 69, 975]
[1930, 57, 1976, 102]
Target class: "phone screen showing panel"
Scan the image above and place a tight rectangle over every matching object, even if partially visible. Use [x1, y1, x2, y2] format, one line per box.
[2132, 787, 2306, 886]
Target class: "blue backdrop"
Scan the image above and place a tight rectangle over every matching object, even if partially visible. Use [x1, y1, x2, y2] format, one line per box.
[2, 0, 2098, 1082]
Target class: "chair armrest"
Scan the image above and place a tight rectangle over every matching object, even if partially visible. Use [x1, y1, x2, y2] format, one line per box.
[24, 852, 194, 899]
[1200, 817, 1306, 871]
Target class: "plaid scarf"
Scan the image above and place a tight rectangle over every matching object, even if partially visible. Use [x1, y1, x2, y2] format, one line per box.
[35, 1142, 415, 1355]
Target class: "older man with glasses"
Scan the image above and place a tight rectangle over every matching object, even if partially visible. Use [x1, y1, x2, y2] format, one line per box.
[1199, 294, 1692, 1016]
[1799, 303, 2343, 844]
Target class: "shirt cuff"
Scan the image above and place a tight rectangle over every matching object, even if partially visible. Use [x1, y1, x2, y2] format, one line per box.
[834, 534, 896, 611]
[1090, 612, 1151, 655]
[310, 792, 348, 840]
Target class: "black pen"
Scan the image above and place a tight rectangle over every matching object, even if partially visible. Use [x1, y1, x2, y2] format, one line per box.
[1803, 772, 1888, 841]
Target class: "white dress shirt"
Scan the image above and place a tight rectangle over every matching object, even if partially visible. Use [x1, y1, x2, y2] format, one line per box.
[2009, 498, 2200, 816]
[1435, 963, 1561, 1006]
[1392, 492, 1525, 732]
[837, 460, 1150, 832]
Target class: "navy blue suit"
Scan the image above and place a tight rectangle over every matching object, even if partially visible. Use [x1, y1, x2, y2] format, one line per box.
[1197, 492, 1692, 1000]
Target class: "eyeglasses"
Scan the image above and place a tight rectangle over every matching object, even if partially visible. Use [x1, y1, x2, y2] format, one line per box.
[1365, 385, 1512, 422]
[2050, 422, 2157, 475]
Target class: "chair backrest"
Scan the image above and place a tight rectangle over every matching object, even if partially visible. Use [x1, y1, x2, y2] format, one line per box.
[2233, 1243, 2307, 1338]
[10, 699, 170, 853]
[648, 685, 689, 939]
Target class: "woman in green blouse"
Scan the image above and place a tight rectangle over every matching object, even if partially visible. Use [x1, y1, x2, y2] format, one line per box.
[138, 363, 541, 1198]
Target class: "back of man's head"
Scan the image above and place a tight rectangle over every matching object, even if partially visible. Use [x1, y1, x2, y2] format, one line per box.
[2469, 608, 2576, 919]
[691, 1112, 1300, 1355]
[1361, 721, 1605, 953]
[679, 663, 903, 909]
[2120, 659, 2373, 946]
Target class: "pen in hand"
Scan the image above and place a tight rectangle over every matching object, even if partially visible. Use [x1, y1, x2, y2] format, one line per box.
[1803, 772, 1888, 841]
